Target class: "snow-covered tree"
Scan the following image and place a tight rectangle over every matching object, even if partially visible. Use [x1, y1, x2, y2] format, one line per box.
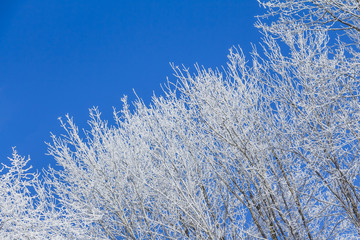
[257, 0, 360, 42]
[9, 0, 359, 239]
[0, 150, 66, 239]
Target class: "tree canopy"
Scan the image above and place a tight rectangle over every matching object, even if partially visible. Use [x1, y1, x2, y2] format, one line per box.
[2, 0, 360, 239]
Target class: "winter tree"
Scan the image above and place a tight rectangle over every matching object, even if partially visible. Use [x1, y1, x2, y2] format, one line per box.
[0, 150, 70, 239]
[3, 0, 360, 239]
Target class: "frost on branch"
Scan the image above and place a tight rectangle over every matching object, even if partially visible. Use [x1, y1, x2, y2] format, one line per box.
[0, 150, 60, 239]
[8, 0, 360, 239]
[48, 38, 360, 239]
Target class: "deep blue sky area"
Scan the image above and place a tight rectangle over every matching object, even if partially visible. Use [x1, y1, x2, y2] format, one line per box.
[0, 0, 262, 171]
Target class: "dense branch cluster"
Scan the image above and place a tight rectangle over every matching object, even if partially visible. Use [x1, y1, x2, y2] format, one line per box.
[257, 0, 360, 40]
[1, 0, 360, 239]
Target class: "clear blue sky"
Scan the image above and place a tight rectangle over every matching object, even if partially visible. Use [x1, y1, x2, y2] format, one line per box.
[0, 0, 261, 170]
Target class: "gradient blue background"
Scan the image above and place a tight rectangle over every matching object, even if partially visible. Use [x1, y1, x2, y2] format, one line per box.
[0, 0, 261, 171]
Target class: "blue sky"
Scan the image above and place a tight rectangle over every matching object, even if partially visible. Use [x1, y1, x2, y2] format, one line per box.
[0, 0, 261, 171]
